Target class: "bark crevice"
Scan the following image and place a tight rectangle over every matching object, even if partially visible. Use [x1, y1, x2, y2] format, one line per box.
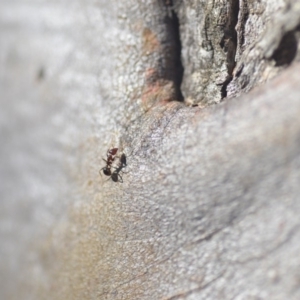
[220, 0, 239, 99]
[163, 0, 184, 101]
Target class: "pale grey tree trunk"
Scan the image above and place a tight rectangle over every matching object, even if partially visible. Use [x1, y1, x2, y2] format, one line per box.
[1, 0, 300, 299]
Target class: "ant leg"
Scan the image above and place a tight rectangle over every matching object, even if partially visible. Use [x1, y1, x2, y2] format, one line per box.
[117, 173, 123, 183]
[99, 159, 107, 176]
[112, 165, 128, 175]
[99, 166, 105, 177]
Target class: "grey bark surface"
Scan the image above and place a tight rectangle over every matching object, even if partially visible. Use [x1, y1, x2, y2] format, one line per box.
[1, 0, 300, 299]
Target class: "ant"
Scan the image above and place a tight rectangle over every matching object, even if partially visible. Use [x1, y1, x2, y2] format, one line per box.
[111, 153, 127, 183]
[99, 148, 118, 177]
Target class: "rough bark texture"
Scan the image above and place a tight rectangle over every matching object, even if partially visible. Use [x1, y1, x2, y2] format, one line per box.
[1, 0, 300, 299]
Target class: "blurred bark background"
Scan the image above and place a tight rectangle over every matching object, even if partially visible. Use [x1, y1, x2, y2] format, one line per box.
[1, 0, 300, 299]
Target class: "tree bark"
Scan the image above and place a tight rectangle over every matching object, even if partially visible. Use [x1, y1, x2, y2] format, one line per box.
[1, 0, 300, 299]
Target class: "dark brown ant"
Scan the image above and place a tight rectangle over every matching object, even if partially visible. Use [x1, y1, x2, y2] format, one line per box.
[99, 148, 118, 176]
[111, 153, 127, 182]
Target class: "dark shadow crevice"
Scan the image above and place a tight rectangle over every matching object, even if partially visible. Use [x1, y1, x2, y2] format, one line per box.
[271, 31, 298, 66]
[162, 0, 184, 101]
[220, 0, 240, 99]
[239, 0, 249, 52]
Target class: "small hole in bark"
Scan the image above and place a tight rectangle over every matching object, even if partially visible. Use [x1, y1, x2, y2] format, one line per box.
[272, 31, 297, 66]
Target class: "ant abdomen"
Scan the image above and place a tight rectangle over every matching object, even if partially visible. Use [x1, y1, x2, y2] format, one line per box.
[108, 148, 118, 156]
[120, 153, 126, 167]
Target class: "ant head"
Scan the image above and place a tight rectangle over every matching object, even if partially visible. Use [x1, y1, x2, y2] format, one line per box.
[103, 167, 111, 176]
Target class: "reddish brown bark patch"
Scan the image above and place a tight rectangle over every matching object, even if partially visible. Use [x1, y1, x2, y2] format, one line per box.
[141, 80, 177, 111]
[142, 28, 160, 54]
